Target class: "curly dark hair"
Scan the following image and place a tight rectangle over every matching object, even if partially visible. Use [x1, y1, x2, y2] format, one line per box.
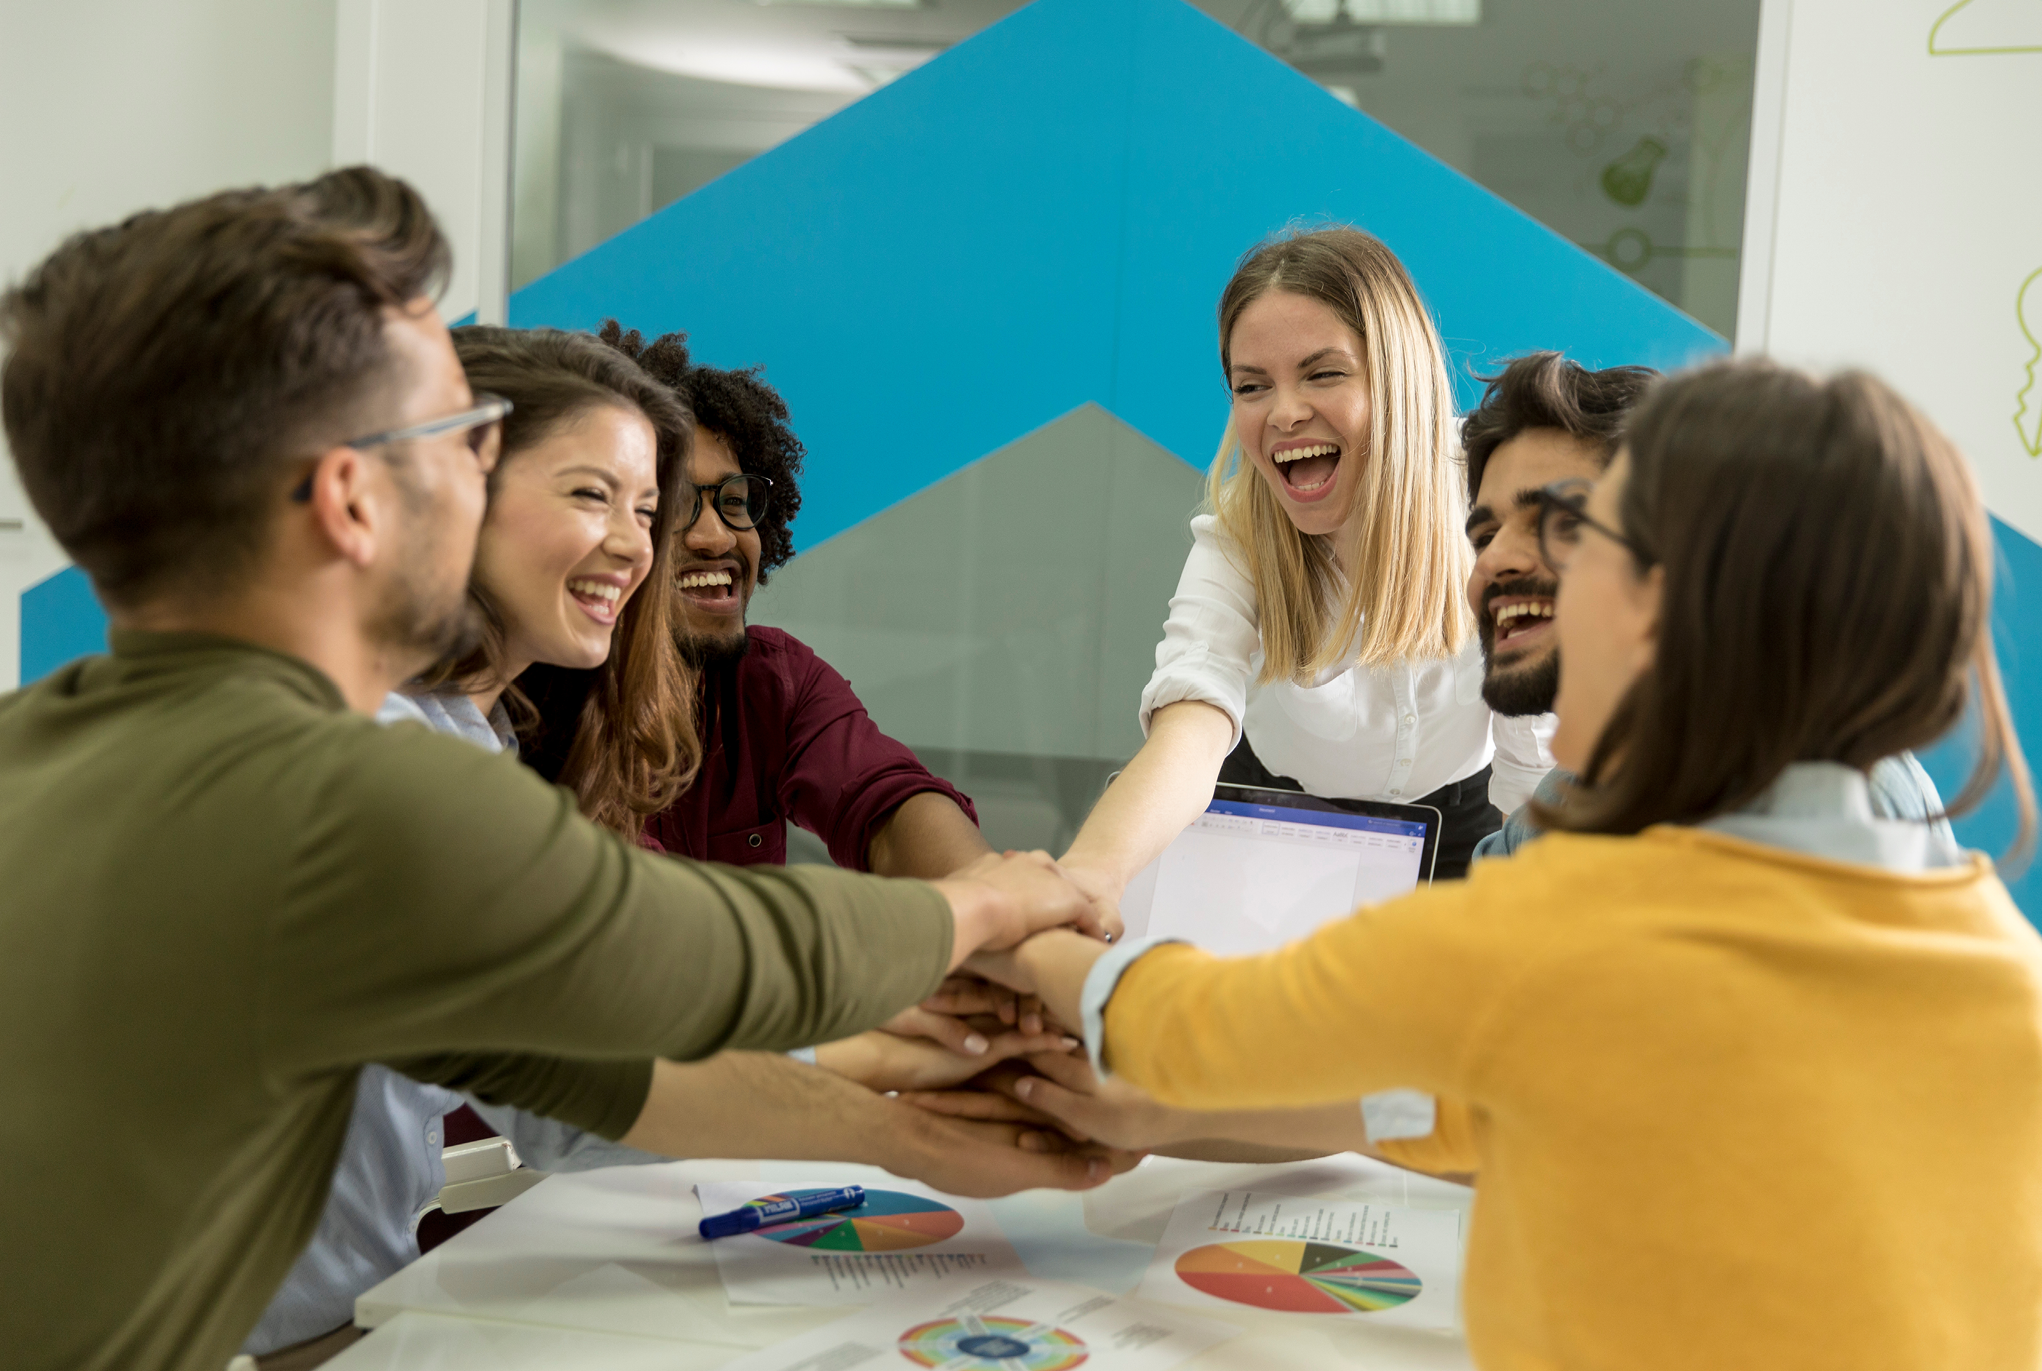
[598, 321, 805, 581]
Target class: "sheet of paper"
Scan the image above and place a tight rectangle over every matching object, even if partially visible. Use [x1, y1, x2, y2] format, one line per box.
[709, 1277, 1239, 1371]
[1136, 1188, 1461, 1332]
[697, 1180, 1029, 1306]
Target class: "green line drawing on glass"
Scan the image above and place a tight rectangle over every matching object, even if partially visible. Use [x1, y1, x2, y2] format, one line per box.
[1579, 228, 1737, 278]
[1600, 137, 1667, 207]
[2017, 268, 2042, 459]
[1929, 0, 2042, 55]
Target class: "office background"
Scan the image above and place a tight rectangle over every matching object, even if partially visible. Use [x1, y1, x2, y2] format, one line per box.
[4, 0, 2037, 906]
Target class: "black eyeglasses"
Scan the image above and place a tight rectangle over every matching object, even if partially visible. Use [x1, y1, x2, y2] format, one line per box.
[684, 473, 774, 532]
[290, 393, 512, 502]
[1534, 478, 1653, 572]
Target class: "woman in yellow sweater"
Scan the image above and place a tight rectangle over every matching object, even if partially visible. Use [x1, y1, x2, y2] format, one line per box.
[982, 359, 2042, 1371]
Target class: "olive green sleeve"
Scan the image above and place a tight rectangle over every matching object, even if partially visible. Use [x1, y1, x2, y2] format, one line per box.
[383, 1053, 656, 1142]
[263, 726, 955, 1121]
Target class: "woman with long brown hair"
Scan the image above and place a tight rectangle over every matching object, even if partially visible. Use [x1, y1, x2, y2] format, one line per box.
[983, 360, 2042, 1370]
[1061, 227, 1549, 905]
[400, 323, 699, 836]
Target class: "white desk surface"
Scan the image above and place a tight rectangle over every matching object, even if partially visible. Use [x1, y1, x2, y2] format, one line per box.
[342, 1153, 1476, 1369]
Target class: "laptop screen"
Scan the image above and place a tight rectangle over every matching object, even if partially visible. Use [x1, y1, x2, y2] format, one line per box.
[1119, 789, 1438, 954]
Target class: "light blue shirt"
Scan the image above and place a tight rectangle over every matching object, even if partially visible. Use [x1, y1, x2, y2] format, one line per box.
[1079, 761, 1969, 1145]
[1470, 750, 1953, 861]
[243, 691, 662, 1356]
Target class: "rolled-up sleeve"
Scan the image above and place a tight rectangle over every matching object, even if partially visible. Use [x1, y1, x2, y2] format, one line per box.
[773, 641, 978, 871]
[1138, 516, 1263, 748]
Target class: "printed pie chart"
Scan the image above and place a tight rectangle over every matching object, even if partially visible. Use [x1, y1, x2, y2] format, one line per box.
[1176, 1239, 1422, 1314]
[898, 1315, 1088, 1369]
[748, 1188, 964, 1252]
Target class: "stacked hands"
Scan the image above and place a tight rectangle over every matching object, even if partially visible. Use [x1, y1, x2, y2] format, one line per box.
[815, 850, 1196, 1195]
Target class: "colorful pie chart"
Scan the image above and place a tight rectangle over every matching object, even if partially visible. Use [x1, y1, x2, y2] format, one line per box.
[1175, 1239, 1422, 1314]
[748, 1188, 965, 1252]
[898, 1315, 1088, 1369]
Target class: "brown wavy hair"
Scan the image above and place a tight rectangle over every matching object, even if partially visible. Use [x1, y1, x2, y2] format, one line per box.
[422, 325, 700, 837]
[1536, 359, 2035, 860]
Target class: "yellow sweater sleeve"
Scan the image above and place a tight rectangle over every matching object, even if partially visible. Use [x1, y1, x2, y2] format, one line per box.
[1103, 856, 1548, 1110]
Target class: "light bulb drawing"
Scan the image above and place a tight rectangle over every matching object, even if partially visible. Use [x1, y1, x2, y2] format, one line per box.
[2016, 267, 2042, 459]
[1601, 136, 1667, 207]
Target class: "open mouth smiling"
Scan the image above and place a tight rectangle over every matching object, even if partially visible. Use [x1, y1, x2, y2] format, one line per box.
[566, 576, 625, 626]
[1271, 440, 1341, 500]
[677, 564, 743, 612]
[1490, 596, 1555, 647]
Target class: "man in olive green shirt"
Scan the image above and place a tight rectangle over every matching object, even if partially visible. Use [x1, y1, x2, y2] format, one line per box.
[0, 169, 1106, 1371]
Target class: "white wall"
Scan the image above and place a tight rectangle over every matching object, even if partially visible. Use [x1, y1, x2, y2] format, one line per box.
[1738, 0, 2042, 542]
[334, 0, 513, 326]
[0, 0, 510, 690]
[0, 0, 337, 689]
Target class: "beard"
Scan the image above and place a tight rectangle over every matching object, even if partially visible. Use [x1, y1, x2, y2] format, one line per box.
[676, 622, 750, 670]
[1478, 574, 1561, 718]
[371, 497, 485, 674]
[1483, 649, 1560, 718]
[370, 560, 485, 674]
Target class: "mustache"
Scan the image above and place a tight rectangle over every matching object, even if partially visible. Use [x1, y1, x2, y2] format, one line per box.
[1480, 575, 1559, 619]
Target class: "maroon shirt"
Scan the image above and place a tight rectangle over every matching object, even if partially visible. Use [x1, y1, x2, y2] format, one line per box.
[524, 627, 975, 871]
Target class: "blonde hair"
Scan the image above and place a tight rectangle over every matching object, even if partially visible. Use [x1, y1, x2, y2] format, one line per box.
[1210, 227, 1473, 683]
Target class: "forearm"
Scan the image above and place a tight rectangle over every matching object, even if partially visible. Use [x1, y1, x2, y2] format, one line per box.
[1061, 701, 1233, 889]
[868, 792, 994, 879]
[1158, 1103, 1377, 1163]
[997, 929, 1110, 1035]
[618, 1053, 925, 1166]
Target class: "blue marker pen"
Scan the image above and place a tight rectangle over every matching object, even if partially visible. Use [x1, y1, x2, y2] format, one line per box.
[699, 1186, 866, 1241]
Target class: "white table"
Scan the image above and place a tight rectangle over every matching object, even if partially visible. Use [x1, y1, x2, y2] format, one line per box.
[334, 1154, 1476, 1369]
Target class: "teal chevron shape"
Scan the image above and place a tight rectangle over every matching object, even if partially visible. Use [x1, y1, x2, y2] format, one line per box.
[510, 0, 1723, 552]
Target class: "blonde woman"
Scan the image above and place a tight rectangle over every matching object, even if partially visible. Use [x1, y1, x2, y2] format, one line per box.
[1063, 228, 1548, 900]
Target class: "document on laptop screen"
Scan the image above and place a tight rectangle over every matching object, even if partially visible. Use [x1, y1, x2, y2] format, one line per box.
[1124, 799, 1428, 954]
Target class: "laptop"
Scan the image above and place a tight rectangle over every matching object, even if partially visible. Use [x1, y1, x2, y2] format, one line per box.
[1117, 780, 1442, 953]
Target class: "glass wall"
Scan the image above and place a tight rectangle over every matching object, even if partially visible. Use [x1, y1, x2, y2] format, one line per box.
[508, 0, 1761, 859]
[514, 0, 1759, 334]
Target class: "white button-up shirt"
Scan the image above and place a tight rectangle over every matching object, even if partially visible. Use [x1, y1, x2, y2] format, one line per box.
[1139, 516, 1552, 812]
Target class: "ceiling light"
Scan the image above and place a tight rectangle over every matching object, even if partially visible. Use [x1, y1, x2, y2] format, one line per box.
[608, 39, 870, 92]
[1341, 0, 1480, 23]
[1284, 0, 1479, 20]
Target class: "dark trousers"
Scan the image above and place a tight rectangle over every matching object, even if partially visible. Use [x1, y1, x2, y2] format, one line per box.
[1218, 735, 1503, 882]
